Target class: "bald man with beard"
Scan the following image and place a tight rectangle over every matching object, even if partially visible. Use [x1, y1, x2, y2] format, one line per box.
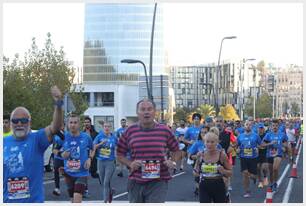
[3, 86, 63, 203]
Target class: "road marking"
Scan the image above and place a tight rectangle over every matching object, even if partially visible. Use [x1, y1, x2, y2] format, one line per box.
[282, 143, 302, 203]
[113, 192, 128, 199]
[112, 171, 186, 199]
[44, 177, 64, 185]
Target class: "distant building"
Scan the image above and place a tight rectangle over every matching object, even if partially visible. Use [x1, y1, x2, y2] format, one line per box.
[275, 66, 303, 117]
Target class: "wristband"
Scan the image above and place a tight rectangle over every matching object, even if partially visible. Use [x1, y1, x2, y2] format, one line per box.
[54, 99, 64, 108]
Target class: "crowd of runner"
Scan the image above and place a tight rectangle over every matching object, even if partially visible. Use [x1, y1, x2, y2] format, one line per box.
[3, 87, 303, 203]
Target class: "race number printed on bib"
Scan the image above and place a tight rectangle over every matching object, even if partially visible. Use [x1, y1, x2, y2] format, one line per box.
[7, 177, 30, 200]
[243, 148, 253, 157]
[100, 147, 111, 157]
[141, 160, 160, 179]
[201, 164, 218, 174]
[67, 159, 81, 171]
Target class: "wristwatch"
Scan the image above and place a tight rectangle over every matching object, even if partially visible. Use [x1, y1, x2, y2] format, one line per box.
[54, 99, 64, 108]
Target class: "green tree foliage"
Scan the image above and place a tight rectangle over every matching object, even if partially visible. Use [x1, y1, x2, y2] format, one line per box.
[291, 102, 300, 117]
[244, 92, 272, 118]
[173, 107, 192, 123]
[194, 104, 215, 119]
[3, 33, 88, 129]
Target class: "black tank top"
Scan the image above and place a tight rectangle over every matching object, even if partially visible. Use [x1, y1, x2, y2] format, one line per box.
[199, 151, 223, 178]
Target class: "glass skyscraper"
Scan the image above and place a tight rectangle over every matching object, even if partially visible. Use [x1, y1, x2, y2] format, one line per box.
[83, 4, 165, 83]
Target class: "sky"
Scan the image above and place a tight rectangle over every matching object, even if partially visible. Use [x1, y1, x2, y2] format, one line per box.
[2, 2, 303, 68]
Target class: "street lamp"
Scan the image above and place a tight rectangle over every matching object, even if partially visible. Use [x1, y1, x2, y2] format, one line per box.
[240, 58, 256, 120]
[121, 59, 153, 101]
[215, 36, 237, 116]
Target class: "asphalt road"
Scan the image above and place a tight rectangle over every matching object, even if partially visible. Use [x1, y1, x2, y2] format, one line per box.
[44, 142, 303, 203]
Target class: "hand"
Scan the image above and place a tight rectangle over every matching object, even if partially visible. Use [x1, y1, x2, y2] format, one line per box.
[129, 160, 142, 173]
[84, 158, 91, 170]
[62, 151, 70, 159]
[217, 165, 225, 174]
[51, 85, 62, 101]
[53, 149, 59, 155]
[163, 160, 176, 169]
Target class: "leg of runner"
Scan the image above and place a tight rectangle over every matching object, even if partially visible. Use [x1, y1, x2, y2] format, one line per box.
[104, 161, 116, 203]
[73, 177, 86, 203]
[242, 170, 251, 197]
[262, 162, 269, 186]
[272, 157, 282, 191]
[257, 162, 263, 188]
[267, 159, 274, 187]
[53, 158, 61, 196]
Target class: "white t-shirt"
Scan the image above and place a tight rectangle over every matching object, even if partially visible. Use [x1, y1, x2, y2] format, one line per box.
[286, 128, 296, 142]
[176, 127, 188, 136]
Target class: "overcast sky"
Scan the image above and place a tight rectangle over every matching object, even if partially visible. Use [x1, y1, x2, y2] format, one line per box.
[3, 2, 303, 68]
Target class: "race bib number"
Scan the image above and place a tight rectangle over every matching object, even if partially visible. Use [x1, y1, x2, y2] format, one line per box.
[270, 148, 277, 157]
[141, 161, 160, 179]
[244, 148, 253, 157]
[100, 147, 111, 157]
[67, 159, 81, 171]
[201, 164, 218, 174]
[7, 177, 30, 200]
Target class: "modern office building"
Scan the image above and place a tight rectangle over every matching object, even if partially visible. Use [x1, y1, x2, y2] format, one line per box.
[170, 60, 242, 110]
[80, 4, 170, 130]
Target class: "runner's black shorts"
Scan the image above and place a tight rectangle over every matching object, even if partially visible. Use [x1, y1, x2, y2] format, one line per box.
[257, 149, 267, 163]
[240, 157, 258, 175]
[267, 155, 282, 164]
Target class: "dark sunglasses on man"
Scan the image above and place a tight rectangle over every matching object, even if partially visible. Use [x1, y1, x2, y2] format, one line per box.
[11, 118, 30, 124]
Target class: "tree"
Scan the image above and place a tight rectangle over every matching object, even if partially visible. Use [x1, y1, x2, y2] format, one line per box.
[219, 104, 240, 121]
[194, 104, 216, 119]
[244, 92, 272, 118]
[3, 33, 88, 129]
[291, 102, 300, 117]
[173, 107, 192, 123]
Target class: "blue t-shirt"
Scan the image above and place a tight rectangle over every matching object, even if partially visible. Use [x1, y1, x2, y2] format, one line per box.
[3, 129, 50, 203]
[251, 124, 258, 134]
[188, 140, 223, 155]
[237, 132, 261, 158]
[262, 131, 288, 158]
[235, 127, 245, 136]
[184, 125, 202, 143]
[53, 134, 65, 160]
[93, 132, 117, 161]
[116, 127, 126, 139]
[63, 132, 93, 177]
[278, 123, 286, 133]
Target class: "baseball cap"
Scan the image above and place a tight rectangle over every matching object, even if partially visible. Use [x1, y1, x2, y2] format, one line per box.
[258, 123, 265, 128]
[205, 116, 213, 123]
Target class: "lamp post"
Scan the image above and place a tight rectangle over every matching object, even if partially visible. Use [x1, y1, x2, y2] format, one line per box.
[121, 59, 153, 101]
[215, 36, 237, 116]
[149, 3, 157, 99]
[241, 58, 256, 120]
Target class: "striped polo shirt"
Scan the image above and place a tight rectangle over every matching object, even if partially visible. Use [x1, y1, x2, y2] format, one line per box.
[117, 123, 179, 183]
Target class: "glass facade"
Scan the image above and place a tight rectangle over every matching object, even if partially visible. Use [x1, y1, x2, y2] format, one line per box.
[84, 4, 165, 83]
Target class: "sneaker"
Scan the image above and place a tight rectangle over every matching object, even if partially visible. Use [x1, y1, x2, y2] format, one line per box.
[272, 183, 278, 192]
[83, 190, 90, 198]
[243, 192, 251, 198]
[263, 177, 269, 186]
[228, 185, 233, 191]
[52, 188, 60, 196]
[173, 169, 177, 175]
[226, 192, 231, 202]
[117, 172, 123, 177]
[108, 188, 115, 203]
[194, 188, 199, 196]
[258, 182, 264, 188]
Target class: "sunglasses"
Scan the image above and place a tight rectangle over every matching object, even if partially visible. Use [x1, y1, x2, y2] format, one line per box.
[11, 118, 30, 124]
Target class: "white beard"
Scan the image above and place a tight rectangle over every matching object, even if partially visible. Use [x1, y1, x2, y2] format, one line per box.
[14, 127, 30, 139]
